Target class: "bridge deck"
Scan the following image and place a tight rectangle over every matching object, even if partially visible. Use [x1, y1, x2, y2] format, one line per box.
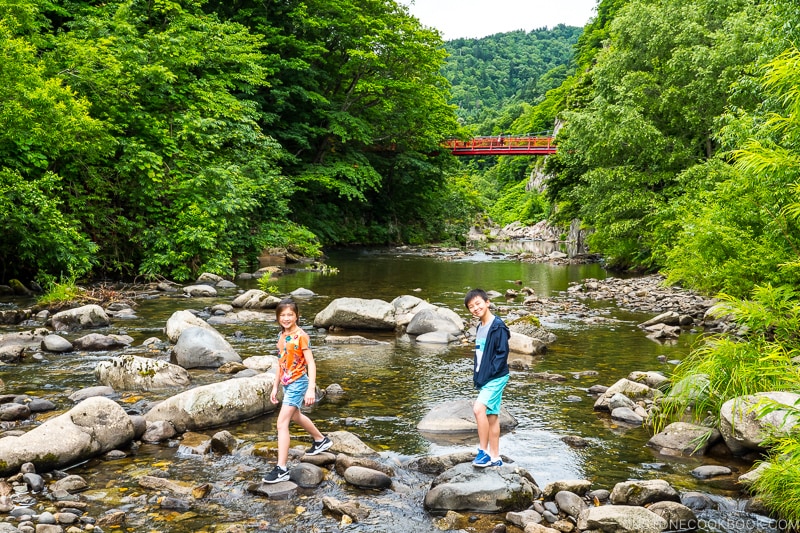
[445, 135, 556, 156]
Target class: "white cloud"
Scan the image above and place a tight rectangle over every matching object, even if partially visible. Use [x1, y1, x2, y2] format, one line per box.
[397, 0, 597, 40]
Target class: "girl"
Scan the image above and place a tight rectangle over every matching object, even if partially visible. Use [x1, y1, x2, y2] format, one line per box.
[263, 299, 332, 484]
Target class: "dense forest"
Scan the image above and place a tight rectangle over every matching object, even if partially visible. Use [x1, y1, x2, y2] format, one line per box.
[443, 25, 582, 127]
[0, 0, 465, 285]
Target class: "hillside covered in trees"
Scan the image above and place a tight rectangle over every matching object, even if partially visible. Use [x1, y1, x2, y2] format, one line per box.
[443, 25, 582, 128]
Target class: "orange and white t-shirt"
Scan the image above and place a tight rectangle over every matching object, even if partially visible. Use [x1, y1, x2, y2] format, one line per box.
[277, 329, 309, 385]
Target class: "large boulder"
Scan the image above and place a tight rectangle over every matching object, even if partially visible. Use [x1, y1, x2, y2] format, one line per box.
[417, 399, 518, 434]
[0, 329, 49, 349]
[165, 310, 216, 343]
[231, 289, 281, 310]
[51, 305, 110, 332]
[182, 284, 217, 297]
[719, 391, 800, 454]
[143, 373, 278, 432]
[424, 462, 541, 513]
[610, 479, 680, 506]
[313, 298, 397, 330]
[171, 326, 241, 369]
[508, 331, 546, 355]
[578, 505, 667, 533]
[0, 396, 134, 474]
[391, 295, 436, 327]
[647, 422, 721, 457]
[95, 355, 191, 391]
[406, 308, 463, 336]
[73, 333, 133, 351]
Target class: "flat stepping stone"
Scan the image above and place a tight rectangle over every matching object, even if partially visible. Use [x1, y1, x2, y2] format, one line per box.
[247, 480, 297, 499]
[691, 465, 732, 479]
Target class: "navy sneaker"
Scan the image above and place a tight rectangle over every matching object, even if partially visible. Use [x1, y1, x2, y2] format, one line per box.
[472, 452, 491, 467]
[306, 436, 332, 456]
[262, 465, 289, 484]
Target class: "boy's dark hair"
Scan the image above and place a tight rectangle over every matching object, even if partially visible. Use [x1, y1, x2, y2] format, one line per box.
[464, 288, 489, 308]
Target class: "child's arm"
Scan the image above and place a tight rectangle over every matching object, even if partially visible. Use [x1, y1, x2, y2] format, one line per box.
[270, 371, 281, 404]
[303, 347, 317, 406]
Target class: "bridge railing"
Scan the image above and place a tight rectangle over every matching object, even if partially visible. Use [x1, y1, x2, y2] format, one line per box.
[444, 135, 556, 155]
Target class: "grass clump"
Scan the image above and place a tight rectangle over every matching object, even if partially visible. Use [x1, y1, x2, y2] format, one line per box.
[651, 284, 800, 433]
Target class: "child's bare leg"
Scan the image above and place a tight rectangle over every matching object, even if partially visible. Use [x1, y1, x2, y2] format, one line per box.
[487, 414, 500, 458]
[473, 401, 490, 451]
[276, 404, 297, 467]
[291, 409, 324, 442]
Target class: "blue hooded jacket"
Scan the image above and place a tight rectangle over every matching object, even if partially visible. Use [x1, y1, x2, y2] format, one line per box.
[474, 316, 510, 389]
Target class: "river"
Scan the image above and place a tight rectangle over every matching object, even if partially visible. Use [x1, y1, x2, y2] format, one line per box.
[0, 247, 768, 532]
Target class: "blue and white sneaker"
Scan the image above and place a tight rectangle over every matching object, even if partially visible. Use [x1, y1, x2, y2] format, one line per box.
[472, 450, 491, 467]
[489, 458, 503, 467]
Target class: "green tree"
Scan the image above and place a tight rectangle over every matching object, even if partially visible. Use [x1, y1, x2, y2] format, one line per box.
[0, 4, 107, 282]
[46, 0, 295, 280]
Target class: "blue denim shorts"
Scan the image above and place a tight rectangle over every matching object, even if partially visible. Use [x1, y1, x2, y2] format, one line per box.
[282, 375, 309, 408]
[476, 374, 509, 415]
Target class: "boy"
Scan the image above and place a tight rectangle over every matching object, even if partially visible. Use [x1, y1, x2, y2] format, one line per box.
[464, 288, 510, 467]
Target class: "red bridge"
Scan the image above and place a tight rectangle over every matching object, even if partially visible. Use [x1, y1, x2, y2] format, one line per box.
[444, 135, 556, 156]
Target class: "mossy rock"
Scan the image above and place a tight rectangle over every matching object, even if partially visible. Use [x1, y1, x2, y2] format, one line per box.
[508, 315, 541, 328]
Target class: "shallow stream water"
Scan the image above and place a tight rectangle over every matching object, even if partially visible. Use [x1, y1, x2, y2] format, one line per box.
[0, 247, 772, 532]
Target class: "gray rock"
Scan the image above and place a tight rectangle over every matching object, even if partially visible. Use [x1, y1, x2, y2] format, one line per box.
[0, 345, 24, 363]
[647, 422, 721, 456]
[423, 462, 541, 514]
[51, 475, 87, 494]
[610, 479, 680, 506]
[334, 454, 394, 477]
[0, 403, 30, 421]
[95, 354, 191, 391]
[407, 308, 462, 336]
[290, 287, 315, 297]
[142, 420, 177, 443]
[230, 289, 281, 310]
[719, 392, 800, 454]
[216, 280, 237, 289]
[22, 473, 44, 492]
[144, 373, 277, 433]
[417, 399, 518, 434]
[505, 509, 543, 528]
[182, 284, 217, 297]
[41, 335, 73, 353]
[325, 431, 377, 457]
[578, 505, 667, 533]
[165, 310, 216, 343]
[289, 463, 325, 488]
[172, 326, 241, 369]
[554, 490, 587, 518]
[210, 430, 237, 454]
[691, 465, 732, 479]
[26, 399, 56, 413]
[72, 333, 133, 351]
[542, 479, 592, 498]
[607, 392, 636, 411]
[51, 305, 110, 331]
[313, 297, 396, 330]
[67, 386, 115, 402]
[610, 407, 643, 425]
[247, 480, 297, 500]
[508, 331, 546, 355]
[0, 397, 134, 475]
[648, 501, 697, 531]
[343, 466, 391, 490]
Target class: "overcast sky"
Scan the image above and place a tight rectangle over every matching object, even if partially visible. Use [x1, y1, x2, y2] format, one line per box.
[397, 0, 598, 40]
